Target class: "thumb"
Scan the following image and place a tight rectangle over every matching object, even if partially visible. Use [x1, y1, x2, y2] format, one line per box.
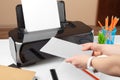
[93, 51, 102, 56]
[65, 57, 73, 63]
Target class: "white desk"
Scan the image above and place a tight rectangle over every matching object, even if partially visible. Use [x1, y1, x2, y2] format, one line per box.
[0, 36, 120, 80]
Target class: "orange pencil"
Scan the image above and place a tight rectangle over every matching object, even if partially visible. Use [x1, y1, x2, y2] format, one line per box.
[98, 21, 103, 28]
[109, 17, 119, 31]
[111, 16, 114, 23]
[109, 16, 113, 28]
[109, 16, 114, 31]
[105, 16, 109, 30]
[82, 69, 99, 80]
[112, 18, 119, 27]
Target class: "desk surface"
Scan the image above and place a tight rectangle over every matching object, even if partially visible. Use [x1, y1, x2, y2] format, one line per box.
[1, 25, 120, 39]
[0, 36, 120, 80]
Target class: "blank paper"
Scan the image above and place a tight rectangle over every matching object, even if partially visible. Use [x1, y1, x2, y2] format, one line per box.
[40, 37, 93, 58]
[56, 62, 99, 80]
[21, 0, 61, 32]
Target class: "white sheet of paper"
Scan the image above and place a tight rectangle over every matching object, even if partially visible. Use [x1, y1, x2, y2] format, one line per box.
[40, 37, 92, 58]
[23, 28, 58, 42]
[21, 0, 60, 32]
[55, 62, 98, 80]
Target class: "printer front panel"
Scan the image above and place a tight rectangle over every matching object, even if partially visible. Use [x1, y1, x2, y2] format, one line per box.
[9, 37, 23, 64]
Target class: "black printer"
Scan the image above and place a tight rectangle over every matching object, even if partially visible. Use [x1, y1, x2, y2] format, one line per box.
[9, 1, 93, 67]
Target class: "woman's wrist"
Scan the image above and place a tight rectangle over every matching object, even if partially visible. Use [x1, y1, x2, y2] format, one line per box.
[87, 56, 96, 72]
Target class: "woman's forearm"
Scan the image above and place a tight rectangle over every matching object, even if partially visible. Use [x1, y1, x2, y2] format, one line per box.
[92, 55, 120, 76]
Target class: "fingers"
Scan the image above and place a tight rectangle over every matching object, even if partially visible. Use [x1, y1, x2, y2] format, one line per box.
[82, 43, 103, 53]
[65, 56, 82, 68]
[65, 54, 91, 69]
[82, 43, 95, 51]
[65, 56, 77, 64]
[65, 57, 73, 63]
[93, 51, 102, 56]
[65, 57, 85, 69]
[82, 45, 91, 51]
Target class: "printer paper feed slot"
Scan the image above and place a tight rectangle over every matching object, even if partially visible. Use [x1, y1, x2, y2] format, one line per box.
[23, 28, 59, 42]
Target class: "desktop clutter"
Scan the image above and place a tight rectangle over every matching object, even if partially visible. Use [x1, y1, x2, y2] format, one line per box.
[98, 16, 119, 44]
[6, 0, 99, 80]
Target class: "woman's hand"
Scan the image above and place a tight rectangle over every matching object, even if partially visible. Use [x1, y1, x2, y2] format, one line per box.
[65, 43, 120, 77]
[65, 54, 91, 69]
[82, 43, 120, 56]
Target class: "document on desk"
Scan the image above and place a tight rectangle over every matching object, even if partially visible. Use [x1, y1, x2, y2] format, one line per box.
[0, 65, 35, 80]
[40, 37, 93, 58]
[55, 62, 99, 80]
[21, 0, 60, 32]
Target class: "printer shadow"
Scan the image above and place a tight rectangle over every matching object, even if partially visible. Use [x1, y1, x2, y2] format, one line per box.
[23, 56, 64, 68]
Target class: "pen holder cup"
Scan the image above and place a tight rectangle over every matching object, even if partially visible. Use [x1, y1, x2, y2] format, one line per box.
[102, 28, 117, 44]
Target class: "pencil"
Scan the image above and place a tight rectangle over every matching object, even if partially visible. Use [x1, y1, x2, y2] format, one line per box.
[109, 17, 119, 31]
[112, 18, 119, 28]
[82, 69, 99, 80]
[111, 16, 114, 24]
[109, 16, 114, 31]
[105, 16, 109, 30]
[98, 21, 103, 28]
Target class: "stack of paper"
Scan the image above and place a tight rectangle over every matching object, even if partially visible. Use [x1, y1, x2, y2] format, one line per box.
[0, 65, 35, 80]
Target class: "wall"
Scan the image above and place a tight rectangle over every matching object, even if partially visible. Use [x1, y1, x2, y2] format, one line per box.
[64, 0, 98, 25]
[0, 0, 21, 27]
[0, 0, 98, 27]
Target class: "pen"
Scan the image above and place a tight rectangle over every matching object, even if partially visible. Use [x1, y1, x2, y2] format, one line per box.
[50, 69, 58, 80]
